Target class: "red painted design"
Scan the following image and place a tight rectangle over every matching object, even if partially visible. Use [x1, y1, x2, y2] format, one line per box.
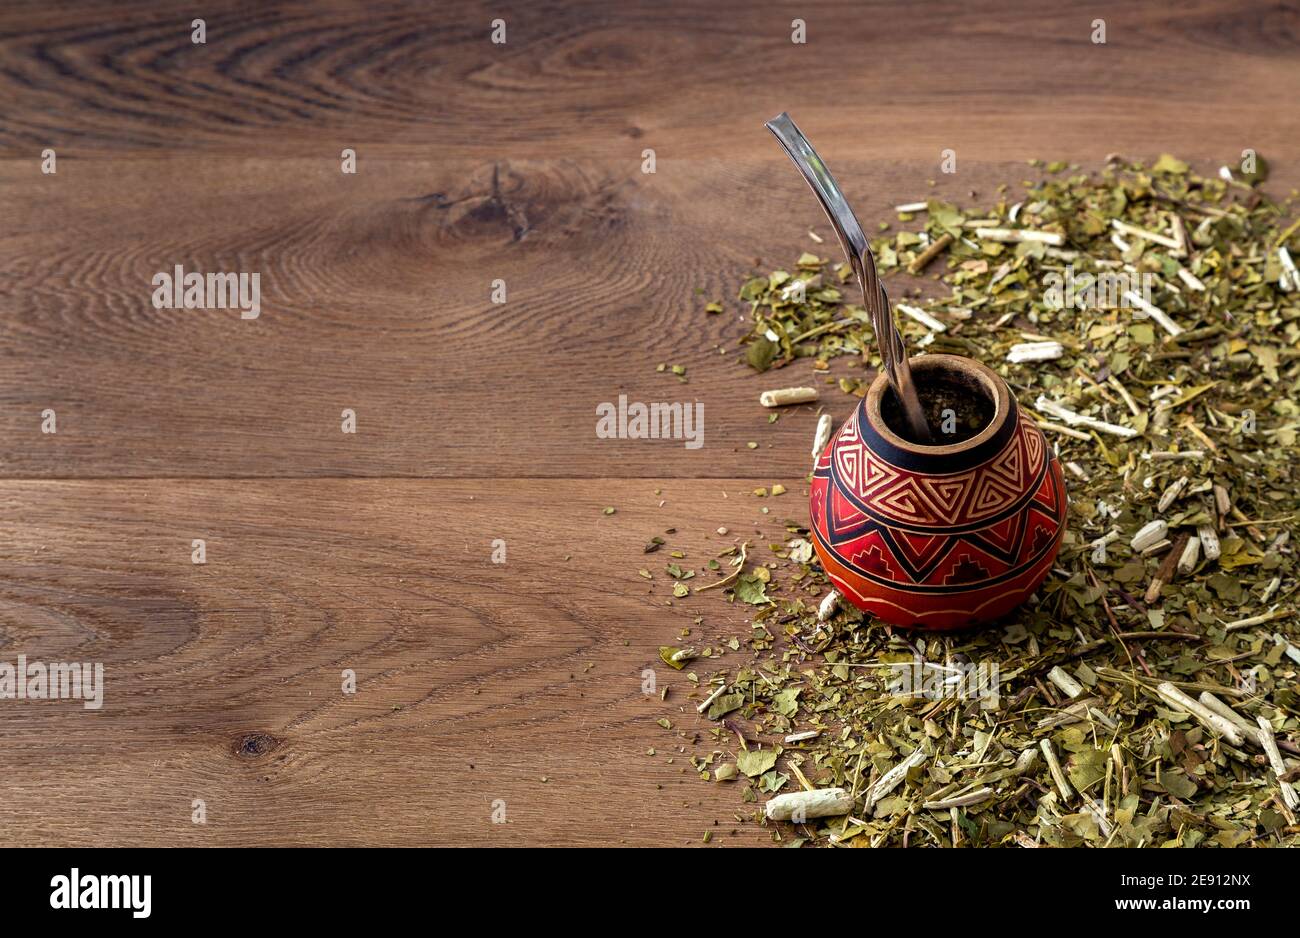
[810, 401, 1067, 631]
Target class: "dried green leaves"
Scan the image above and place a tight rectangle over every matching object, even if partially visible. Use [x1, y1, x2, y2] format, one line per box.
[659, 153, 1300, 847]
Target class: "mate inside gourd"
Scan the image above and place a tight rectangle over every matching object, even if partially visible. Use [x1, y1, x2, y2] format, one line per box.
[880, 368, 995, 445]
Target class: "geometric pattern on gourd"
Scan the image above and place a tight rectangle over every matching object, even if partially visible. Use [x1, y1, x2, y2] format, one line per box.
[1022, 411, 1045, 473]
[830, 408, 865, 491]
[838, 414, 1041, 527]
[816, 450, 1065, 589]
[832, 408, 902, 499]
[829, 485, 870, 538]
[870, 472, 974, 525]
[948, 423, 1031, 523]
[1030, 461, 1061, 514]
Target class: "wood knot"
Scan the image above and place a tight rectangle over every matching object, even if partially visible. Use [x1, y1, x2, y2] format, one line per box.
[412, 161, 630, 247]
[233, 732, 279, 758]
[427, 162, 531, 242]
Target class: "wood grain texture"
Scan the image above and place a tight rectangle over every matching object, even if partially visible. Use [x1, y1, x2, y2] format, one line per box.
[4, 153, 1298, 478]
[1, 0, 1296, 159]
[0, 479, 802, 846]
[2, 0, 1298, 477]
[0, 0, 1297, 845]
[2, 155, 990, 478]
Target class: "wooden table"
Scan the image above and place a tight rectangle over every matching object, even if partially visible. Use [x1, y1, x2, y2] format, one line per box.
[2, 0, 1296, 846]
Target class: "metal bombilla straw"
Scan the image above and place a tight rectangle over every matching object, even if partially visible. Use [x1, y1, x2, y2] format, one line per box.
[764, 112, 932, 443]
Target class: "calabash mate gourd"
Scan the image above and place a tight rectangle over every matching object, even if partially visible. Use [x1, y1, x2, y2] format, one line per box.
[811, 354, 1067, 630]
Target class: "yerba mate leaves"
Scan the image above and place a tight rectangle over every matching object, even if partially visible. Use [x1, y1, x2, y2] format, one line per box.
[655, 154, 1299, 847]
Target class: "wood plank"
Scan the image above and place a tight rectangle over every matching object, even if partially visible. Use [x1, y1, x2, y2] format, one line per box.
[3, 0, 1296, 478]
[4, 156, 1296, 478]
[1, 0, 1295, 159]
[0, 156, 970, 477]
[0, 478, 811, 845]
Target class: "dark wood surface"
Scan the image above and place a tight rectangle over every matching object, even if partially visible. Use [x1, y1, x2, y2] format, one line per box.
[1, 0, 1296, 845]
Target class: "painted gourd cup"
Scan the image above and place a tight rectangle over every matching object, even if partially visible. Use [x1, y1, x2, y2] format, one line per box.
[809, 354, 1067, 631]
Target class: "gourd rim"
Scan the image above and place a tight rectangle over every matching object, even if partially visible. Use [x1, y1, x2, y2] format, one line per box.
[864, 354, 1010, 458]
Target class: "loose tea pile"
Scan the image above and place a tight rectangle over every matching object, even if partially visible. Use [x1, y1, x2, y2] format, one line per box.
[655, 155, 1299, 847]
